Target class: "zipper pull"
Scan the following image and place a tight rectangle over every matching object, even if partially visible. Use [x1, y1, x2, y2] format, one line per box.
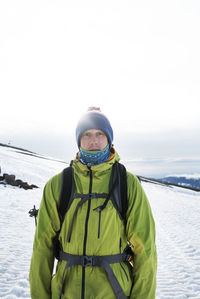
[93, 206, 102, 212]
[93, 206, 102, 239]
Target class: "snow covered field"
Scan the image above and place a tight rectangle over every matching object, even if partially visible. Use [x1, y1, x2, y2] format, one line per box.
[0, 146, 200, 299]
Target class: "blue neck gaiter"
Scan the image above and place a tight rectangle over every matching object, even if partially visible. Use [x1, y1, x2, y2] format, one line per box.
[78, 145, 110, 166]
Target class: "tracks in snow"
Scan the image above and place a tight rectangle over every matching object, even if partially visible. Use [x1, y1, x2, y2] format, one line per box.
[143, 183, 200, 299]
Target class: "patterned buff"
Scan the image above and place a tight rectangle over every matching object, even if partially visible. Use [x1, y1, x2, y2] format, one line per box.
[78, 145, 110, 166]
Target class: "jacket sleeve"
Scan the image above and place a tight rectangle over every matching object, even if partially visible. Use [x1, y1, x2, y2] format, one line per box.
[126, 174, 157, 299]
[29, 174, 61, 299]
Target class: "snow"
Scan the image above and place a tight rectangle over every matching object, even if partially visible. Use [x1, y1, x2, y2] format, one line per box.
[144, 184, 200, 298]
[0, 146, 200, 299]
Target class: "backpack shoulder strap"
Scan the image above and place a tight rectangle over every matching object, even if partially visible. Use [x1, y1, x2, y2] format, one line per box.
[58, 160, 128, 226]
[53, 161, 75, 259]
[118, 162, 128, 221]
[109, 162, 128, 222]
[58, 160, 75, 226]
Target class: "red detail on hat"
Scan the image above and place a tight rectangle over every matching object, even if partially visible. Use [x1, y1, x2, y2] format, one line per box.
[87, 107, 101, 112]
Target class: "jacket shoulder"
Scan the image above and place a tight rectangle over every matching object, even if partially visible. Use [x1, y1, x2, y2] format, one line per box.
[44, 171, 63, 204]
[126, 170, 140, 187]
[125, 170, 146, 206]
[47, 171, 62, 185]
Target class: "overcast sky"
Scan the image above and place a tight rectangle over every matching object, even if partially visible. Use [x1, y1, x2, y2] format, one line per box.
[1, 0, 200, 176]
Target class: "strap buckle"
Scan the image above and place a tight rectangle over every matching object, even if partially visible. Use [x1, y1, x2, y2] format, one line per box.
[123, 244, 134, 267]
[126, 254, 134, 267]
[82, 256, 93, 267]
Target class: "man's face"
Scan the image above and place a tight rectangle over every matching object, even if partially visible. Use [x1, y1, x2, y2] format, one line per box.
[80, 129, 108, 151]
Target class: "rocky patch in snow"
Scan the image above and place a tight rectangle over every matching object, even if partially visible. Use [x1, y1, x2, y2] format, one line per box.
[0, 173, 39, 190]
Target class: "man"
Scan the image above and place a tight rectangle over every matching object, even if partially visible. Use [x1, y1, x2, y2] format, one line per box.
[29, 107, 157, 299]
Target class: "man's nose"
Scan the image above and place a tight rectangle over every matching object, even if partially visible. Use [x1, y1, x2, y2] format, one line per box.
[90, 136, 98, 143]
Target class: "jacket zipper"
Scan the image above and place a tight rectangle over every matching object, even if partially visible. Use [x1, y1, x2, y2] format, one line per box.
[98, 209, 101, 239]
[81, 166, 92, 299]
[93, 206, 102, 239]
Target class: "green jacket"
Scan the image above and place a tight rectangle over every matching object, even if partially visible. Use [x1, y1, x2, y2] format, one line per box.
[29, 152, 157, 298]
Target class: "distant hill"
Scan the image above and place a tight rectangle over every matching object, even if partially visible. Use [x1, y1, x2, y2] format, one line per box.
[1, 141, 199, 192]
[0, 142, 67, 164]
[0, 142, 37, 154]
[160, 175, 200, 189]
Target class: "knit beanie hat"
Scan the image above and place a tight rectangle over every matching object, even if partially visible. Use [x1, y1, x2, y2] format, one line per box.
[76, 107, 113, 148]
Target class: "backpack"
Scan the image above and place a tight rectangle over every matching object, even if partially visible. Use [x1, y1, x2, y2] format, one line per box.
[29, 160, 133, 299]
[59, 161, 127, 228]
[29, 161, 128, 235]
[53, 160, 128, 256]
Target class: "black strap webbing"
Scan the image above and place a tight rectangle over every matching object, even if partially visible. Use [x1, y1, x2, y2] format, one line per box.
[56, 162, 129, 298]
[93, 169, 119, 213]
[58, 165, 73, 225]
[59, 251, 128, 299]
[67, 193, 109, 242]
[74, 193, 108, 200]
[67, 196, 89, 242]
[118, 163, 128, 222]
[58, 161, 128, 233]
[108, 162, 128, 222]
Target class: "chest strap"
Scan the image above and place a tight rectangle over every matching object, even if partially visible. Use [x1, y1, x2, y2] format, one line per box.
[59, 250, 130, 299]
[67, 193, 108, 242]
[67, 170, 119, 243]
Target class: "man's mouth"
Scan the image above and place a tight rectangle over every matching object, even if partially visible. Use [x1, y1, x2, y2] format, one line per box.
[89, 148, 100, 151]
